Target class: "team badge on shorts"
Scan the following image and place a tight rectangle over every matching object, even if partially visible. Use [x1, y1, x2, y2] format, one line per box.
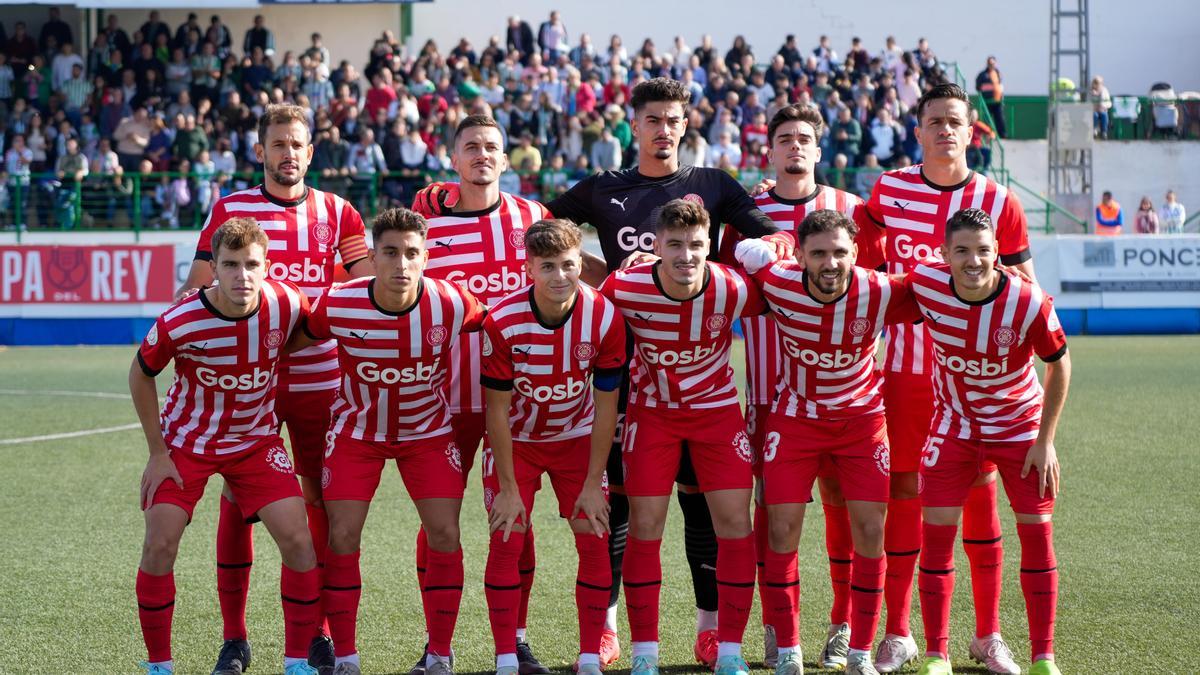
[573, 342, 597, 360]
[849, 318, 872, 337]
[312, 221, 333, 246]
[509, 229, 526, 249]
[321, 466, 332, 489]
[483, 486, 496, 510]
[993, 327, 1017, 348]
[733, 430, 754, 463]
[145, 324, 159, 346]
[445, 441, 463, 473]
[873, 443, 891, 476]
[426, 326, 449, 346]
[705, 315, 728, 332]
[266, 446, 294, 474]
[682, 193, 705, 207]
[264, 329, 285, 350]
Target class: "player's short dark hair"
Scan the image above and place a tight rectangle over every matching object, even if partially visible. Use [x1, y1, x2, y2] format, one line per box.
[257, 103, 312, 145]
[796, 209, 858, 245]
[211, 217, 269, 258]
[453, 114, 504, 146]
[915, 83, 973, 121]
[630, 77, 691, 114]
[945, 207, 995, 240]
[655, 198, 709, 235]
[373, 207, 428, 242]
[525, 219, 583, 258]
[767, 105, 825, 145]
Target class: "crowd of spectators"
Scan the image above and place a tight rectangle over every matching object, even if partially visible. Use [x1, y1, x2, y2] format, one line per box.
[0, 7, 1006, 227]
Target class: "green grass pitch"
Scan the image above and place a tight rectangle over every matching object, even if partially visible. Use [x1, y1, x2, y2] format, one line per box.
[1, 336, 1197, 673]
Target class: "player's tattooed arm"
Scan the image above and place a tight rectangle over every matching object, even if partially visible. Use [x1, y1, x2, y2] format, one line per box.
[484, 387, 528, 541]
[129, 359, 182, 509]
[581, 250, 610, 287]
[1024, 350, 1071, 499]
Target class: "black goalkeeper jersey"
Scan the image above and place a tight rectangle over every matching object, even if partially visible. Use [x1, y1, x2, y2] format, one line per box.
[546, 165, 779, 271]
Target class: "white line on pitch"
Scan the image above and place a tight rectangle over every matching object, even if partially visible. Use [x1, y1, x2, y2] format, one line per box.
[0, 388, 129, 400]
[0, 423, 142, 445]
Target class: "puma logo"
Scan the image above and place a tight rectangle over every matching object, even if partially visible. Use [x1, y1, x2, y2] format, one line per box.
[349, 330, 368, 341]
[183, 342, 208, 353]
[512, 346, 530, 356]
[434, 239, 453, 250]
[924, 312, 941, 324]
[610, 197, 629, 211]
[633, 312, 653, 322]
[894, 200, 910, 212]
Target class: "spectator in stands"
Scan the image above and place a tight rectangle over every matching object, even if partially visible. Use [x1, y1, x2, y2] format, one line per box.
[1096, 190, 1123, 235]
[8, 22, 37, 79]
[172, 114, 207, 163]
[39, 7, 73, 54]
[206, 15, 232, 57]
[868, 107, 904, 166]
[243, 15, 275, 58]
[158, 158, 191, 228]
[112, 105, 152, 172]
[510, 130, 543, 173]
[1159, 190, 1186, 234]
[855, 153, 883, 198]
[346, 126, 386, 210]
[1091, 76, 1112, 139]
[1134, 196, 1160, 234]
[538, 11, 569, 62]
[830, 105, 862, 164]
[589, 126, 621, 171]
[975, 56, 1007, 138]
[507, 15, 536, 64]
[707, 130, 742, 169]
[968, 108, 995, 173]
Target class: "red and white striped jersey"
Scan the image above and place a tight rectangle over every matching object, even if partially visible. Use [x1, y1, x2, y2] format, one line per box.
[856, 167, 1031, 376]
[304, 276, 487, 443]
[721, 186, 865, 404]
[601, 261, 766, 410]
[423, 192, 551, 414]
[137, 280, 309, 456]
[196, 185, 369, 392]
[905, 262, 1067, 443]
[752, 262, 919, 419]
[480, 285, 627, 442]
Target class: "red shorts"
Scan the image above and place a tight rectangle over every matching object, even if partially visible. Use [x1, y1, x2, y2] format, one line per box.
[482, 435, 608, 522]
[621, 404, 754, 497]
[918, 434, 1055, 515]
[762, 413, 891, 505]
[276, 387, 337, 480]
[321, 432, 466, 502]
[745, 402, 770, 478]
[149, 437, 302, 520]
[883, 371, 936, 474]
[452, 410, 486, 463]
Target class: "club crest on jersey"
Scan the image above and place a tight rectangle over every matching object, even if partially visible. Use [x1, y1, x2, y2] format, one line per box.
[146, 324, 159, 346]
[445, 441, 463, 473]
[264, 328, 285, 350]
[993, 327, 1017, 348]
[482, 333, 494, 357]
[508, 228, 526, 249]
[573, 342, 597, 360]
[321, 466, 332, 489]
[705, 315, 728, 332]
[873, 443, 891, 476]
[266, 446, 294, 474]
[682, 193, 705, 207]
[426, 326, 449, 346]
[312, 221, 333, 246]
[733, 431, 753, 463]
[849, 318, 871, 337]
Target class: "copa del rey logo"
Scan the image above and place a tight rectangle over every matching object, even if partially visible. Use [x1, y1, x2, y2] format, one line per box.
[264, 328, 284, 349]
[145, 323, 159, 346]
[573, 341, 597, 360]
[426, 325, 449, 346]
[705, 315, 728, 332]
[993, 327, 1017, 348]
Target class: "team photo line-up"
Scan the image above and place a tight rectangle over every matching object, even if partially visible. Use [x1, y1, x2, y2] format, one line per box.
[131, 77, 1070, 675]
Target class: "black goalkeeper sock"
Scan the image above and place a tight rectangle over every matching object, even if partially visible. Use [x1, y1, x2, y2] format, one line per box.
[607, 491, 629, 608]
[677, 489, 719, 612]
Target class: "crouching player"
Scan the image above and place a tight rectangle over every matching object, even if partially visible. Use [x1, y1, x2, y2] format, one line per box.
[734, 210, 919, 675]
[906, 209, 1069, 675]
[131, 218, 322, 675]
[600, 199, 766, 675]
[479, 219, 627, 675]
[289, 208, 488, 675]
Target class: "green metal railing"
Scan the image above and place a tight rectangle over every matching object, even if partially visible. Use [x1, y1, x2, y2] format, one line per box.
[1007, 176, 1089, 234]
[945, 61, 1009, 184]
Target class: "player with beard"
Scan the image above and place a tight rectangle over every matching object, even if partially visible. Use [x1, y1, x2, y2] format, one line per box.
[414, 78, 793, 668]
[178, 104, 372, 675]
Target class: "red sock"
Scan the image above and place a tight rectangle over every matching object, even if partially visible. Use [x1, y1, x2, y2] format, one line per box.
[716, 534, 756, 644]
[323, 551, 361, 657]
[849, 553, 886, 651]
[136, 569, 175, 663]
[517, 526, 536, 632]
[917, 523, 958, 658]
[824, 502, 853, 625]
[485, 531, 525, 655]
[415, 527, 428, 590]
[884, 497, 921, 636]
[574, 533, 612, 655]
[622, 536, 662, 643]
[753, 502, 770, 625]
[306, 502, 330, 632]
[216, 495, 253, 641]
[963, 481, 1003, 638]
[1017, 521, 1058, 661]
[762, 548, 800, 649]
[423, 546, 464, 656]
[281, 565, 321, 659]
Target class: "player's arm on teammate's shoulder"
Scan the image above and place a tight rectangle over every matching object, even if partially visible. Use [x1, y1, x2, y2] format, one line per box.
[581, 250, 610, 287]
[178, 203, 227, 299]
[176, 259, 214, 301]
[718, 172, 795, 259]
[883, 273, 922, 324]
[129, 321, 182, 508]
[997, 191, 1037, 282]
[288, 289, 330, 353]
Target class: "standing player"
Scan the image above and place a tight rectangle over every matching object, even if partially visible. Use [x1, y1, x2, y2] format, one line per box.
[289, 208, 487, 675]
[480, 219, 626, 675]
[415, 78, 793, 668]
[719, 104, 874, 670]
[903, 208, 1068, 675]
[131, 218, 322, 675]
[854, 84, 1035, 674]
[733, 211, 919, 675]
[419, 114, 552, 675]
[601, 199, 765, 675]
[177, 104, 371, 675]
